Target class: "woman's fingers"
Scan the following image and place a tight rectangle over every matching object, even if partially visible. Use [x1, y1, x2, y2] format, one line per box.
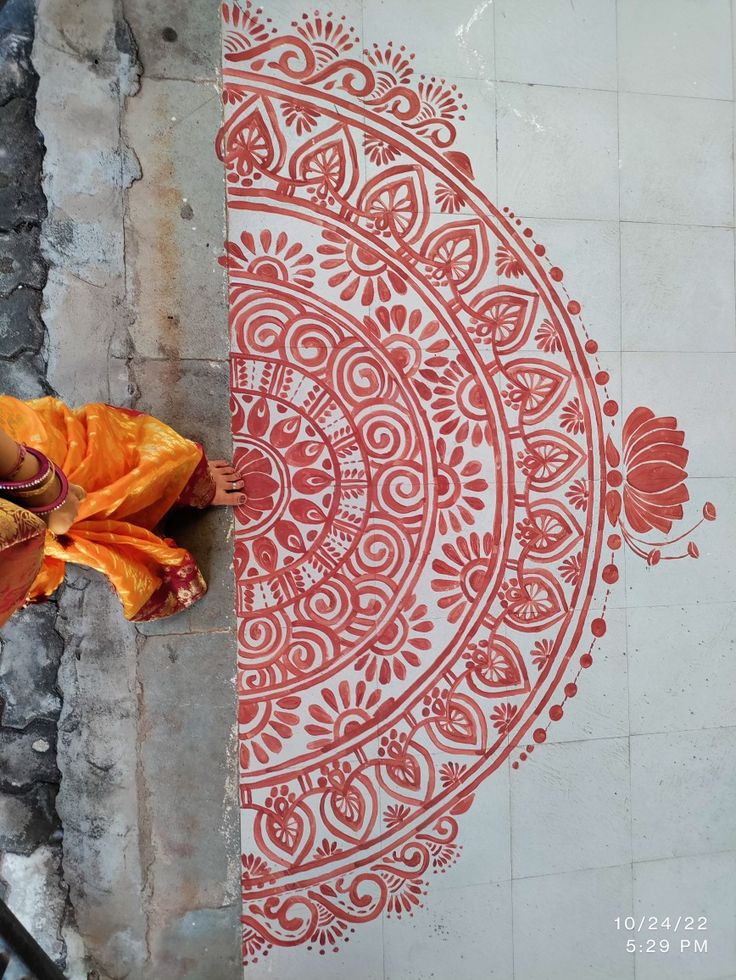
[70, 483, 87, 501]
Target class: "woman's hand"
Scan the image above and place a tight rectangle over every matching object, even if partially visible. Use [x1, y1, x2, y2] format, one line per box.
[46, 483, 86, 536]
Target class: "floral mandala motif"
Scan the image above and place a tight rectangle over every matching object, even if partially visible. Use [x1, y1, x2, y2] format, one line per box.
[219, 1, 716, 964]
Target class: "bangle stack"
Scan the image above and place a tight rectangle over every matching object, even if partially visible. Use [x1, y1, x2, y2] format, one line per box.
[0, 445, 70, 514]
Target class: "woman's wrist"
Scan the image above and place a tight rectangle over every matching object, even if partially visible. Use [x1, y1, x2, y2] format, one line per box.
[1, 453, 68, 512]
[0, 443, 41, 483]
[0, 443, 48, 483]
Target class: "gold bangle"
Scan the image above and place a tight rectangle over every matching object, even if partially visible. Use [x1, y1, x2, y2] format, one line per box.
[6, 470, 59, 500]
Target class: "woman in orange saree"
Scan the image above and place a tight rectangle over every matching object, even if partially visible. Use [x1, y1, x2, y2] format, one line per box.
[0, 395, 244, 627]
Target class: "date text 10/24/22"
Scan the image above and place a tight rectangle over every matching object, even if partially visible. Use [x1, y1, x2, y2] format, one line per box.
[615, 917, 708, 955]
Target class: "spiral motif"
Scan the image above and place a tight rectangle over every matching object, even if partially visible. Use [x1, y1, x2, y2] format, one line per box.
[354, 403, 418, 461]
[351, 520, 413, 578]
[238, 613, 290, 671]
[373, 462, 426, 522]
[328, 342, 391, 403]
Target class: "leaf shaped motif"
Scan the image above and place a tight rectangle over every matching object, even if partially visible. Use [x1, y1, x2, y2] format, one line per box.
[426, 694, 488, 754]
[422, 219, 490, 294]
[358, 165, 430, 243]
[284, 440, 323, 466]
[502, 570, 568, 632]
[289, 498, 328, 524]
[274, 520, 306, 554]
[465, 636, 531, 698]
[271, 415, 302, 449]
[289, 123, 361, 200]
[376, 743, 436, 806]
[254, 536, 278, 572]
[505, 359, 572, 425]
[293, 468, 333, 494]
[222, 95, 287, 178]
[518, 430, 586, 491]
[520, 500, 584, 562]
[469, 286, 540, 352]
[254, 799, 315, 868]
[320, 774, 378, 843]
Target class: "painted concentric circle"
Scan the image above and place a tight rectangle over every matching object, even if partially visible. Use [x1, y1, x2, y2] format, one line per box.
[220, 1, 615, 959]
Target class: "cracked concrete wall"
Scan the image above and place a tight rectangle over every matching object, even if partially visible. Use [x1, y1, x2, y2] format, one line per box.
[0, 0, 68, 967]
[4, 0, 240, 977]
[34, 0, 141, 403]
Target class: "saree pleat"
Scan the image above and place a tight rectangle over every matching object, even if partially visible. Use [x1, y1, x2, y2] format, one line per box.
[0, 396, 214, 621]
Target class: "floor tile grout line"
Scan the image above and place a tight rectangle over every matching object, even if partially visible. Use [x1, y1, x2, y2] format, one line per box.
[426, 71, 736, 105]
[523, 216, 736, 231]
[531, 721, 736, 746]
[521, 217, 736, 231]
[614, 6, 637, 973]
[507, 844, 736, 884]
[732, 0, 736, 104]
[497, 78, 736, 104]
[426, 842, 736, 891]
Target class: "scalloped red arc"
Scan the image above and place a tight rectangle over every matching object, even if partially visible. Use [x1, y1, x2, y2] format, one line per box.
[219, 1, 709, 965]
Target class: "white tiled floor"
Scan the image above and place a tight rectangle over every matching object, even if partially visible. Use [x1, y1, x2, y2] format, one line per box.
[229, 2, 736, 977]
[617, 0, 733, 100]
[633, 852, 736, 980]
[618, 93, 734, 226]
[496, 82, 619, 221]
[620, 223, 736, 352]
[495, 0, 618, 91]
[513, 864, 635, 980]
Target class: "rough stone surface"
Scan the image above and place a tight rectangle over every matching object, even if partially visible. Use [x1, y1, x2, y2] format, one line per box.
[0, 603, 63, 728]
[0, 0, 35, 104]
[151, 906, 242, 980]
[124, 76, 227, 360]
[0, 227, 46, 296]
[0, 783, 60, 855]
[0, 350, 50, 397]
[0, 722, 58, 792]
[0, 281, 45, 357]
[138, 632, 239, 913]
[34, 0, 141, 402]
[0, 98, 46, 227]
[0, 846, 67, 964]
[55, 569, 147, 980]
[125, 0, 220, 82]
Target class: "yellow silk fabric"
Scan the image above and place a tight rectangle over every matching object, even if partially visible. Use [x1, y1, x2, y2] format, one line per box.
[0, 396, 204, 619]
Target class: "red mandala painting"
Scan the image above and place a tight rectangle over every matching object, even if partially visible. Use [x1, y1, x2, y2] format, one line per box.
[218, 2, 716, 962]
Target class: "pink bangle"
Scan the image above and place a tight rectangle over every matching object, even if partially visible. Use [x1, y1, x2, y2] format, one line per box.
[26, 465, 70, 514]
[0, 446, 52, 491]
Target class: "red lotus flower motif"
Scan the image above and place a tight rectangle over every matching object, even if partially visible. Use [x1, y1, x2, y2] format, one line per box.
[605, 406, 716, 564]
[622, 406, 689, 534]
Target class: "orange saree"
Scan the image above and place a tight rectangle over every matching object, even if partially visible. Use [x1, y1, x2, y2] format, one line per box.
[0, 396, 216, 622]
